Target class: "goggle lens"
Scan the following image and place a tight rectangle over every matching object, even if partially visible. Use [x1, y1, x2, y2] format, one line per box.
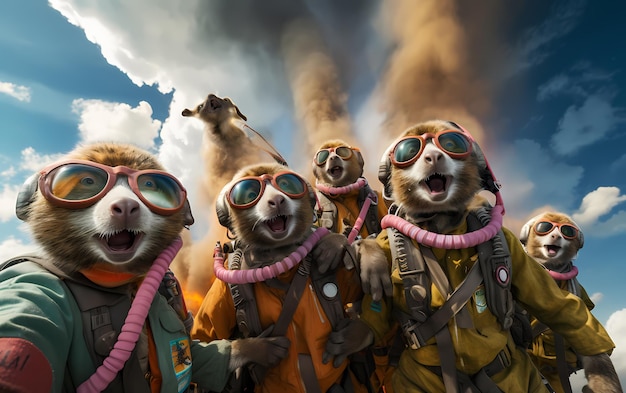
[315, 150, 330, 165]
[335, 146, 352, 159]
[137, 173, 184, 209]
[49, 164, 108, 200]
[275, 173, 306, 196]
[229, 179, 262, 207]
[438, 132, 471, 155]
[560, 225, 578, 238]
[393, 138, 423, 164]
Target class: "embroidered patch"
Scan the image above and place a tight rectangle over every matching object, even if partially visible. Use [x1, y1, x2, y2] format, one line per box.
[170, 337, 192, 393]
[474, 286, 487, 313]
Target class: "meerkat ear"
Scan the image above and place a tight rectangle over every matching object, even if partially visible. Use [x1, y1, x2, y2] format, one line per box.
[181, 108, 193, 117]
[234, 105, 247, 121]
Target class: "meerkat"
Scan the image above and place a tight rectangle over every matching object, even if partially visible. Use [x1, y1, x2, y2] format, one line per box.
[0, 142, 289, 393]
[520, 212, 623, 393]
[311, 139, 387, 241]
[191, 162, 374, 393]
[354, 120, 620, 392]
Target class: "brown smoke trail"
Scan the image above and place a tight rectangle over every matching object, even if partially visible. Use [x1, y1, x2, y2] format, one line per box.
[375, 0, 508, 146]
[281, 19, 358, 164]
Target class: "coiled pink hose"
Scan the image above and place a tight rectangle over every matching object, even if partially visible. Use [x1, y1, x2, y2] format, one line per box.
[315, 177, 367, 196]
[382, 196, 505, 249]
[77, 236, 183, 393]
[214, 227, 329, 284]
[315, 177, 377, 244]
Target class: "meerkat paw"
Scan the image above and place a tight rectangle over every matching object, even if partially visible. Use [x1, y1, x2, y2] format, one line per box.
[354, 238, 392, 302]
[322, 318, 374, 368]
[581, 353, 623, 393]
[229, 336, 291, 371]
[311, 232, 355, 273]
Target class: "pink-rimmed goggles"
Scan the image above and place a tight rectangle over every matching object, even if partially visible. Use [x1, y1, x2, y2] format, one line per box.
[38, 159, 187, 216]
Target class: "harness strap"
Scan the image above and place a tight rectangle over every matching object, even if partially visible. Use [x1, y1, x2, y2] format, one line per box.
[554, 334, 573, 393]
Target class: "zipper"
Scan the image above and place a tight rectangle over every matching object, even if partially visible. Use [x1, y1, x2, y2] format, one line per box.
[309, 284, 325, 324]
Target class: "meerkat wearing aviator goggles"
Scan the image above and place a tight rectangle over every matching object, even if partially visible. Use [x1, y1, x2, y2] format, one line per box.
[520, 211, 622, 393]
[2, 142, 292, 392]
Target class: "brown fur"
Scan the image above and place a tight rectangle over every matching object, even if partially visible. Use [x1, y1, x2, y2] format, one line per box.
[312, 139, 364, 187]
[389, 120, 481, 233]
[25, 142, 190, 275]
[222, 163, 316, 261]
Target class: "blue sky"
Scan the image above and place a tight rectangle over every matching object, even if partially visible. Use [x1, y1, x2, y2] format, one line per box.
[1, 0, 625, 385]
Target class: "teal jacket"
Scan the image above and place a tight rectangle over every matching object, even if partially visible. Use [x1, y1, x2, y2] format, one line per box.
[0, 260, 232, 393]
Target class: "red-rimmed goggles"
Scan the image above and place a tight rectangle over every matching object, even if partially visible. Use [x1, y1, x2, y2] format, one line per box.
[38, 160, 187, 216]
[390, 130, 473, 168]
[534, 221, 579, 240]
[314, 146, 360, 166]
[227, 171, 308, 209]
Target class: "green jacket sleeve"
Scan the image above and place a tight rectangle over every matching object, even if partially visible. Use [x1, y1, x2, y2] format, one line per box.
[190, 339, 233, 392]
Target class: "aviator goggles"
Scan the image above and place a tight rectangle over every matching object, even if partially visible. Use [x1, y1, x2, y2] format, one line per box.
[314, 146, 360, 166]
[38, 160, 187, 216]
[390, 130, 472, 168]
[534, 221, 579, 240]
[228, 171, 308, 209]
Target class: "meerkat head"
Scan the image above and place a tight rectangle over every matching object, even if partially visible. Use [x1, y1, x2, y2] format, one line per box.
[385, 120, 481, 228]
[217, 163, 316, 251]
[22, 142, 193, 276]
[520, 211, 583, 270]
[311, 139, 364, 188]
[182, 94, 246, 132]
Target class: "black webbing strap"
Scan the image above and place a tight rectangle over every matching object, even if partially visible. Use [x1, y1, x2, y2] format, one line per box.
[271, 256, 323, 393]
[412, 255, 483, 347]
[554, 334, 573, 393]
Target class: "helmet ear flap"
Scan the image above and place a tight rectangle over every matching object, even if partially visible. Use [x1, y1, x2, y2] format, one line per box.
[16, 173, 40, 221]
[215, 185, 232, 232]
[519, 214, 545, 246]
[378, 144, 395, 202]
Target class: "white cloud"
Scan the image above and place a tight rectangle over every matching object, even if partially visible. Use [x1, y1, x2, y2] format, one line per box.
[0, 81, 31, 102]
[552, 94, 622, 156]
[589, 292, 604, 304]
[0, 237, 38, 262]
[572, 187, 626, 236]
[19, 147, 65, 173]
[0, 185, 20, 223]
[72, 99, 161, 150]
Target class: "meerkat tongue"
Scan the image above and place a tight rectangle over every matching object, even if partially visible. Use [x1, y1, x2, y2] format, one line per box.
[267, 217, 286, 232]
[107, 231, 135, 250]
[427, 178, 445, 193]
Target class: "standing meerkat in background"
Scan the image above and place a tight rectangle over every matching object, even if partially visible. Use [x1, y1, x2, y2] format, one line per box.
[354, 119, 621, 392]
[520, 211, 623, 393]
[0, 142, 290, 393]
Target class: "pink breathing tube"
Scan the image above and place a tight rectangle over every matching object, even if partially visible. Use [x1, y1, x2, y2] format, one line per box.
[381, 193, 504, 249]
[316, 177, 377, 244]
[77, 237, 183, 393]
[214, 227, 329, 284]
